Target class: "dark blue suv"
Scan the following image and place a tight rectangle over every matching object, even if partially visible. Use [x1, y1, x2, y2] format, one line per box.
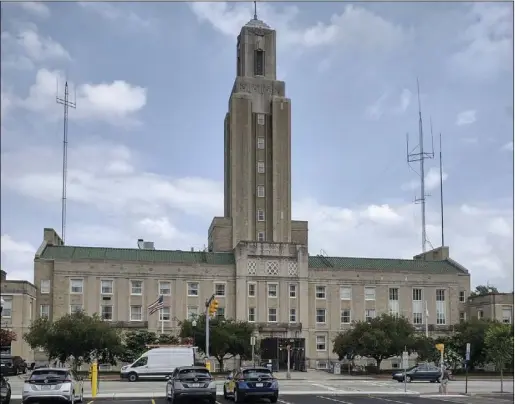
[223, 367, 279, 403]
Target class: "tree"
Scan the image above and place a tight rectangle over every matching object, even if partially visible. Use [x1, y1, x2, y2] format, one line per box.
[179, 315, 255, 370]
[333, 314, 415, 372]
[485, 323, 514, 393]
[0, 329, 17, 347]
[24, 311, 122, 370]
[448, 318, 493, 370]
[470, 285, 499, 297]
[411, 335, 443, 363]
[118, 330, 180, 363]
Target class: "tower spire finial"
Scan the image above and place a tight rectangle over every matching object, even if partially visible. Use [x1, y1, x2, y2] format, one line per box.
[253, 1, 257, 20]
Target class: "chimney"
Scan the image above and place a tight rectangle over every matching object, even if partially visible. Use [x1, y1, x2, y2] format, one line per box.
[413, 246, 450, 261]
[43, 228, 64, 246]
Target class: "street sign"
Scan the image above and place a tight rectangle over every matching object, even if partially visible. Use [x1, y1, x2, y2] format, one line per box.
[465, 343, 471, 361]
[402, 351, 409, 369]
[250, 336, 256, 346]
[435, 343, 444, 352]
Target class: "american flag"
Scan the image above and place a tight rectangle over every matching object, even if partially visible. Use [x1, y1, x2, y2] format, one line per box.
[148, 295, 164, 315]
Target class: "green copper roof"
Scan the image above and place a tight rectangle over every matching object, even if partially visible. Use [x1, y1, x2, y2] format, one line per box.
[38, 246, 467, 274]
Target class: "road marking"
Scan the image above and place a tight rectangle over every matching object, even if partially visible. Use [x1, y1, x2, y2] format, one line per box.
[151, 399, 155, 404]
[278, 400, 295, 404]
[86, 401, 94, 404]
[311, 383, 342, 392]
[370, 397, 415, 404]
[317, 395, 354, 404]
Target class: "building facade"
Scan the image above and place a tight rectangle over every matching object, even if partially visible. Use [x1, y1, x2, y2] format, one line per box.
[32, 16, 472, 369]
[466, 292, 513, 323]
[0, 270, 37, 360]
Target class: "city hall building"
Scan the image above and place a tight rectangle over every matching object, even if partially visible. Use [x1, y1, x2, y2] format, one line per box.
[31, 16, 472, 369]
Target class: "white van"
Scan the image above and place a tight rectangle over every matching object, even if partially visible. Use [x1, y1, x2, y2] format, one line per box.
[120, 346, 196, 382]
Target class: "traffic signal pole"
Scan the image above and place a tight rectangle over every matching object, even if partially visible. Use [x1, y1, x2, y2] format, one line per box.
[205, 294, 215, 359]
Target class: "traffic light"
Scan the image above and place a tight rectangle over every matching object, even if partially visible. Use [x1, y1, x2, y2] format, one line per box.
[209, 299, 219, 317]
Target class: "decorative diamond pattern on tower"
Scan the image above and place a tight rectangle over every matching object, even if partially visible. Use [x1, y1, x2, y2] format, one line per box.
[266, 261, 279, 276]
[247, 260, 257, 275]
[288, 261, 298, 276]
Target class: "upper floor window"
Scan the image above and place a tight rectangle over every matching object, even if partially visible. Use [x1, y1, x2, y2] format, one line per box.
[159, 281, 171, 296]
[1, 296, 12, 317]
[255, 50, 265, 76]
[40, 280, 51, 294]
[316, 286, 326, 299]
[257, 209, 265, 221]
[289, 284, 297, 298]
[101, 280, 113, 295]
[130, 280, 143, 295]
[257, 185, 265, 198]
[412, 288, 422, 301]
[364, 287, 375, 301]
[70, 279, 83, 294]
[187, 282, 199, 297]
[340, 286, 351, 300]
[257, 137, 265, 149]
[214, 283, 226, 297]
[257, 161, 265, 173]
[459, 291, 466, 303]
[257, 231, 265, 242]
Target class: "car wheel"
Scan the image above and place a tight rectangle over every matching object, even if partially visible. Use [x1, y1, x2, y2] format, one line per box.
[234, 388, 243, 403]
[3, 391, 11, 404]
[128, 372, 138, 382]
[270, 394, 278, 403]
[406, 376, 412, 383]
[436, 377, 441, 383]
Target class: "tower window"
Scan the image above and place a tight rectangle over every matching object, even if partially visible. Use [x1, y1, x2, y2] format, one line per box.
[257, 185, 265, 197]
[257, 161, 265, 173]
[257, 209, 265, 221]
[255, 50, 264, 76]
[257, 137, 265, 149]
[257, 232, 265, 242]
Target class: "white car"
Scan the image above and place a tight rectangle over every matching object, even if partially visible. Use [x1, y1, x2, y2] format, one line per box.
[22, 367, 83, 404]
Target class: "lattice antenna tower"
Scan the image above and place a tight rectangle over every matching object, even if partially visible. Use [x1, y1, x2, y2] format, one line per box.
[406, 78, 434, 254]
[56, 80, 77, 244]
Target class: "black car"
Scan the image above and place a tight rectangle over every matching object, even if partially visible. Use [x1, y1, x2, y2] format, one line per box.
[0, 375, 11, 404]
[392, 363, 442, 383]
[0, 357, 15, 377]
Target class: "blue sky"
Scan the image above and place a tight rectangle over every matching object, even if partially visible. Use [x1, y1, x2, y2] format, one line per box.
[1, 2, 513, 290]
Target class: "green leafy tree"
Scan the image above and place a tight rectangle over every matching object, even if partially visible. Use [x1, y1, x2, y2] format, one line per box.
[485, 323, 514, 393]
[411, 335, 443, 363]
[179, 315, 255, 370]
[0, 329, 17, 347]
[24, 311, 122, 370]
[470, 285, 499, 297]
[449, 318, 493, 370]
[118, 330, 181, 363]
[333, 314, 415, 371]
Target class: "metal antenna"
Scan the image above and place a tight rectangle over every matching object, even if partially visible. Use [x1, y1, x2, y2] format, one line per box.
[253, 1, 258, 20]
[56, 81, 76, 244]
[406, 78, 434, 254]
[439, 132, 445, 248]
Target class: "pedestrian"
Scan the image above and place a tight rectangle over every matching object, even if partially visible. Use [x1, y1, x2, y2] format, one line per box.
[440, 367, 450, 395]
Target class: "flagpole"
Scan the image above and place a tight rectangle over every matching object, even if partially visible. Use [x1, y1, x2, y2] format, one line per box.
[425, 300, 429, 337]
[160, 307, 164, 335]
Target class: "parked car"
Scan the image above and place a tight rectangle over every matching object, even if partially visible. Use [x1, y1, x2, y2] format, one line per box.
[223, 367, 279, 403]
[392, 363, 442, 383]
[0, 357, 15, 377]
[21, 367, 83, 404]
[0, 375, 11, 404]
[165, 366, 216, 404]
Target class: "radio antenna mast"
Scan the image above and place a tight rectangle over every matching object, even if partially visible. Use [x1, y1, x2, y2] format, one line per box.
[439, 132, 445, 248]
[406, 78, 435, 254]
[56, 81, 76, 244]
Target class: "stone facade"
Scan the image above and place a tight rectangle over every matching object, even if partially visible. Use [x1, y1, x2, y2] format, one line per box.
[465, 292, 513, 323]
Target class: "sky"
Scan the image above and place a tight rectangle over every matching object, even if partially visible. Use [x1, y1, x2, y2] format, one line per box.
[1, 1, 513, 291]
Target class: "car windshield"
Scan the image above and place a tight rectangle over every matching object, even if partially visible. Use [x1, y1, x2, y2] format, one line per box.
[243, 369, 272, 378]
[30, 370, 68, 381]
[178, 368, 210, 378]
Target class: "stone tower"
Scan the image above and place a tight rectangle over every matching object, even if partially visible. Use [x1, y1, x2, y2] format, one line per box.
[208, 15, 308, 252]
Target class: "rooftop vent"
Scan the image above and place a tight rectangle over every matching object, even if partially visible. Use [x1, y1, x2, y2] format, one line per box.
[137, 239, 155, 250]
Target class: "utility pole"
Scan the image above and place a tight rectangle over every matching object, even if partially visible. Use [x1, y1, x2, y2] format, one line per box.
[56, 81, 76, 244]
[406, 78, 434, 253]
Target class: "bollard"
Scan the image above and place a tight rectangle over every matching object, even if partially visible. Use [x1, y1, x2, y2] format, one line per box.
[91, 361, 98, 397]
[205, 361, 211, 372]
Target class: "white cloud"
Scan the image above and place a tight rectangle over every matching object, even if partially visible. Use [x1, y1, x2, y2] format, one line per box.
[365, 88, 412, 120]
[456, 110, 477, 126]
[77, 2, 153, 32]
[14, 69, 147, 126]
[2, 141, 512, 289]
[393, 89, 412, 114]
[190, 3, 408, 52]
[402, 167, 448, 192]
[17, 2, 51, 18]
[365, 92, 389, 120]
[0, 234, 36, 282]
[449, 3, 513, 79]
[501, 141, 513, 152]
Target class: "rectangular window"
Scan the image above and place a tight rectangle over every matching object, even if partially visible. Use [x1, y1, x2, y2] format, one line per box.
[364, 287, 375, 301]
[101, 280, 113, 295]
[316, 335, 327, 351]
[187, 282, 199, 297]
[160, 307, 171, 321]
[340, 286, 351, 300]
[436, 289, 446, 325]
[257, 113, 265, 125]
[412, 288, 422, 301]
[257, 185, 265, 197]
[101, 305, 113, 321]
[248, 283, 256, 297]
[257, 209, 265, 221]
[2, 297, 12, 317]
[478, 310, 484, 319]
[412, 288, 423, 325]
[316, 309, 326, 324]
[341, 309, 351, 324]
[130, 305, 142, 321]
[316, 286, 326, 299]
[40, 280, 51, 294]
[187, 306, 198, 320]
[459, 312, 466, 322]
[388, 288, 399, 317]
[289, 308, 296, 323]
[502, 308, 512, 324]
[413, 313, 423, 324]
[365, 309, 376, 322]
[268, 308, 277, 322]
[217, 307, 226, 319]
[40, 304, 49, 318]
[257, 161, 265, 173]
[254, 49, 264, 76]
[248, 307, 256, 322]
[130, 280, 143, 295]
[70, 279, 83, 294]
[70, 304, 83, 314]
[257, 137, 265, 149]
[267, 284, 278, 298]
[159, 281, 171, 296]
[214, 283, 226, 297]
[289, 284, 297, 298]
[257, 232, 265, 242]
[459, 291, 466, 303]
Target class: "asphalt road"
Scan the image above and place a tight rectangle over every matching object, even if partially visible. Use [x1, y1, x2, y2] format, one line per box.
[8, 394, 515, 404]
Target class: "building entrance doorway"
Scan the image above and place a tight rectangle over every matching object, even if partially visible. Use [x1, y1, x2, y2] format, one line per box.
[260, 337, 306, 372]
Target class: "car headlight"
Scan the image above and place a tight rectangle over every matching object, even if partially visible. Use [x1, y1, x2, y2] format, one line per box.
[271, 381, 278, 389]
[208, 382, 217, 389]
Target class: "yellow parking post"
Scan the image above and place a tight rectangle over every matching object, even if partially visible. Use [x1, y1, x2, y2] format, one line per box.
[205, 361, 211, 371]
[91, 361, 98, 397]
